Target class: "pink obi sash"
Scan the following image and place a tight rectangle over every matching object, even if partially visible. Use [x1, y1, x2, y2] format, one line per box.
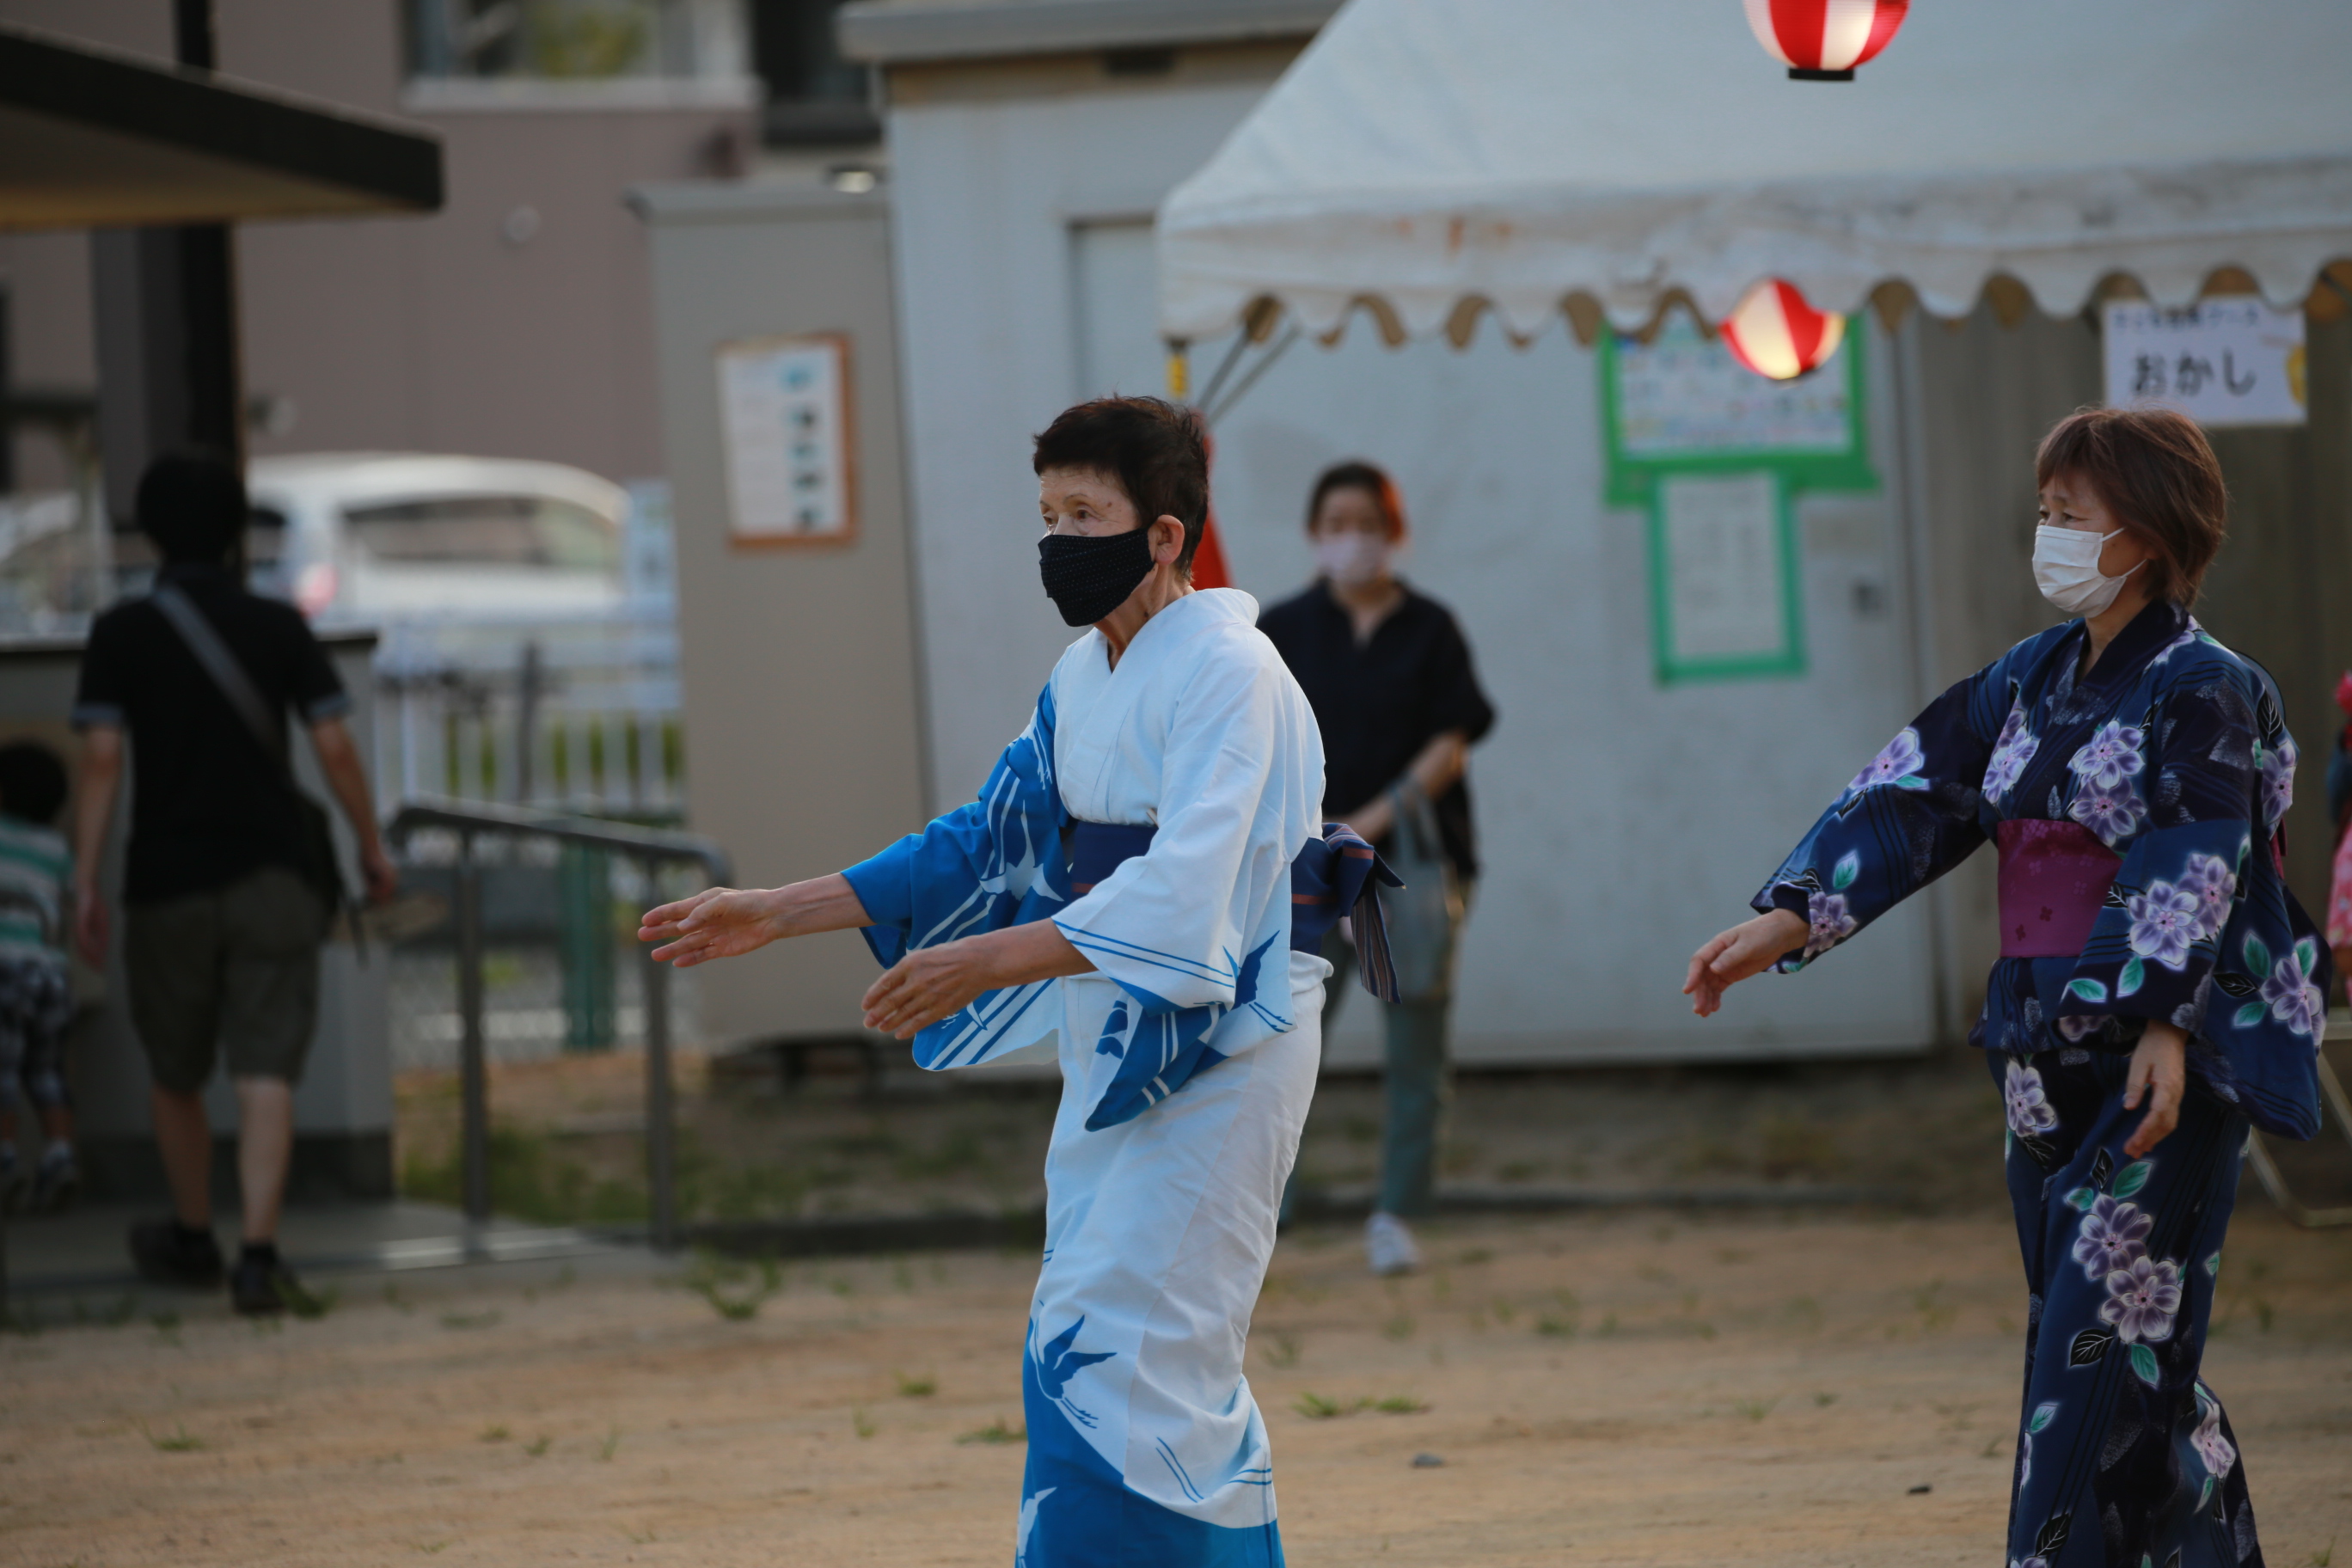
[1998, 820, 2122, 959]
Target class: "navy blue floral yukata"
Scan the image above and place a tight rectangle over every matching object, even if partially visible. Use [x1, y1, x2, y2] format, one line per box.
[1755, 598, 2329, 1568]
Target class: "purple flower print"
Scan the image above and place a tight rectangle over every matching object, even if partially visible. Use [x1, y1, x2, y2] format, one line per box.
[1981, 707, 2040, 803]
[2054, 1013, 2110, 1044]
[2177, 853, 2236, 940]
[2071, 1195, 2151, 1282]
[1804, 891, 1857, 958]
[2125, 881, 2202, 970]
[2260, 951, 2325, 1038]
[2068, 720, 2146, 791]
[2258, 738, 2297, 830]
[2191, 1405, 2236, 1479]
[2098, 1255, 2183, 1344]
[2067, 783, 2147, 848]
[2003, 1060, 2059, 1138]
[1847, 727, 1926, 796]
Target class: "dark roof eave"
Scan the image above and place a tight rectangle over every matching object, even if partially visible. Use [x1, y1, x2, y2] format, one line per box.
[0, 23, 442, 220]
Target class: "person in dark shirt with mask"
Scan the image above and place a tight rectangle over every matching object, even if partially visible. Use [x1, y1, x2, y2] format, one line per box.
[1257, 460, 1496, 1275]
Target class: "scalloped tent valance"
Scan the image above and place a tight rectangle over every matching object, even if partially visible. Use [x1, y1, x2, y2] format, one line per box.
[1155, 0, 2352, 346]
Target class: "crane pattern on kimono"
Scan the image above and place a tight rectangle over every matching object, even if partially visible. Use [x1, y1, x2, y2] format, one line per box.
[1031, 1316, 1115, 1430]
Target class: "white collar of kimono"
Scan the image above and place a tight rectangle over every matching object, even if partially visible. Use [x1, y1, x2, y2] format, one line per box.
[1090, 585, 1261, 665]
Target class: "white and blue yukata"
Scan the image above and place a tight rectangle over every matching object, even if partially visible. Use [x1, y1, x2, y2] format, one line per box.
[845, 587, 1388, 1568]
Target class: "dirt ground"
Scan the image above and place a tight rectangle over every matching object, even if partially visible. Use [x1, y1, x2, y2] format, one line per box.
[4, 1203, 2349, 1568]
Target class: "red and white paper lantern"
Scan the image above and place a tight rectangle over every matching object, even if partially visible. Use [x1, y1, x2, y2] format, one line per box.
[1720, 279, 1845, 381]
[1742, 0, 1909, 80]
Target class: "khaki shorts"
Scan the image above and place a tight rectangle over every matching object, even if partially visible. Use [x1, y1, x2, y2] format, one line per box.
[126, 865, 324, 1093]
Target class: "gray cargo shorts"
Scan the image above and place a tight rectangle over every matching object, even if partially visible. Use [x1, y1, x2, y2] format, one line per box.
[126, 864, 325, 1093]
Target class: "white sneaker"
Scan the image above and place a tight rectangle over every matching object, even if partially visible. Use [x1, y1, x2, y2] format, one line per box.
[1364, 1211, 1421, 1277]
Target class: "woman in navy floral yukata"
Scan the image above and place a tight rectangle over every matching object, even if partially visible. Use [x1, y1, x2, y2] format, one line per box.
[1685, 407, 2328, 1568]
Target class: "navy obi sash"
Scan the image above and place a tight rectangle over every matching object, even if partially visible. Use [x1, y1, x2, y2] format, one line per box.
[1065, 820, 1404, 1002]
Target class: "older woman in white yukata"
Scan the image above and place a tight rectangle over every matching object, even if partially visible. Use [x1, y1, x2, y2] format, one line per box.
[641, 397, 1387, 1568]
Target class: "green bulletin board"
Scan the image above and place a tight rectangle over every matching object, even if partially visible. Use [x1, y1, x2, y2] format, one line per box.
[1599, 316, 1877, 684]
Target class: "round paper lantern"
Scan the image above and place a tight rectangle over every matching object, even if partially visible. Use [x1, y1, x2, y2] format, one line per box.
[1742, 0, 1909, 81]
[1721, 279, 1846, 381]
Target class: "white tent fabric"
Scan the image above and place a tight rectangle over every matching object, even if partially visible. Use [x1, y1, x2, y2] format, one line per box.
[1156, 0, 2352, 341]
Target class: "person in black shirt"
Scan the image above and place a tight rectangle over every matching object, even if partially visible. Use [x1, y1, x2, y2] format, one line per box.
[1258, 461, 1495, 1276]
[70, 450, 395, 1314]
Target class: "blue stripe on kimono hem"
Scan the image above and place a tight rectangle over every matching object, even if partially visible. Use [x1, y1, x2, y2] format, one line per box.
[1020, 1321, 1284, 1568]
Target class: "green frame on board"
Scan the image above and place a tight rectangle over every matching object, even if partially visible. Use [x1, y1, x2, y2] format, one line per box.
[1599, 321, 1880, 684]
[1598, 327, 1879, 508]
[1644, 471, 1809, 686]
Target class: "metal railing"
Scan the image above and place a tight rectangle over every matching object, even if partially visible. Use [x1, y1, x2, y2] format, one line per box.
[385, 797, 729, 1251]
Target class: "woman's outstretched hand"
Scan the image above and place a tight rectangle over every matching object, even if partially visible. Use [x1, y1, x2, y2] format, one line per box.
[640, 873, 872, 968]
[1681, 909, 1809, 1017]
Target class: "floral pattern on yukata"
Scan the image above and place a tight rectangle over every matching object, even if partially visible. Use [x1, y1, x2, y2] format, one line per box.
[1996, 1050, 2262, 1568]
[1754, 598, 2330, 1142]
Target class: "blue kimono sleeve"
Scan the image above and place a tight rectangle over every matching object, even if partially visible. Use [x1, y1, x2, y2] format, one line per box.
[1751, 663, 2006, 968]
[2055, 672, 2259, 1026]
[839, 683, 1073, 1070]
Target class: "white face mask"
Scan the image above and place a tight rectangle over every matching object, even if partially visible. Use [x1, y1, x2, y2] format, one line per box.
[2032, 524, 2141, 617]
[1314, 531, 1393, 590]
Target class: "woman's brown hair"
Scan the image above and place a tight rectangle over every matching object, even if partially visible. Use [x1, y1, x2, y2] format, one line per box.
[1306, 460, 1408, 539]
[2034, 406, 2228, 608]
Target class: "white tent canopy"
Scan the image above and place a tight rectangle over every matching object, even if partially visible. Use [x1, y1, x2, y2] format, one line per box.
[1156, 0, 2352, 342]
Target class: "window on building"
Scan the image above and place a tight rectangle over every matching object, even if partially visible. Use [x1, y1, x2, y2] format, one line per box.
[407, 0, 750, 83]
[748, 0, 878, 146]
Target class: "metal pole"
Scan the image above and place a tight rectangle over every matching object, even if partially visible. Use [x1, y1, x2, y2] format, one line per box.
[456, 831, 490, 1224]
[640, 854, 677, 1252]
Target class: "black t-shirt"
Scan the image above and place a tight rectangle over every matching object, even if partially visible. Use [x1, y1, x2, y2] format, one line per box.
[1257, 579, 1496, 880]
[72, 563, 349, 903]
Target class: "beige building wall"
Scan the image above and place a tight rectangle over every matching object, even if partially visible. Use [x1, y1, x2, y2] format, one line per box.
[0, 0, 751, 492]
[635, 183, 926, 1044]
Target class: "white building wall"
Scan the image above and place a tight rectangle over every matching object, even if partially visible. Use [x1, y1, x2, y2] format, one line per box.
[887, 78, 1942, 1066]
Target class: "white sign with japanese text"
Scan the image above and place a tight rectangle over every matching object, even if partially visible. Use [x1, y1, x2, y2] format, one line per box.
[716, 334, 856, 543]
[2102, 299, 2306, 429]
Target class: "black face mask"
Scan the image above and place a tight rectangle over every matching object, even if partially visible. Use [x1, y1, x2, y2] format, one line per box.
[1038, 527, 1157, 627]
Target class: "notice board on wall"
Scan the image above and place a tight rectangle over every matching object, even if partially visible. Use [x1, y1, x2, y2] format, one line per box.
[1600, 315, 1876, 685]
[716, 334, 856, 545]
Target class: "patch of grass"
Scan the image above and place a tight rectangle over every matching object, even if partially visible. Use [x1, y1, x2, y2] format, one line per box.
[1759, 1114, 1843, 1180]
[1490, 1299, 1516, 1325]
[956, 1418, 1026, 1445]
[524, 1435, 552, 1457]
[480, 1424, 510, 1442]
[415, 1540, 450, 1554]
[1813, 1391, 1839, 1408]
[440, 1310, 502, 1331]
[1371, 1396, 1428, 1415]
[1597, 1312, 1619, 1336]
[853, 1407, 876, 1440]
[1455, 1247, 1493, 1265]
[2308, 1538, 2333, 1567]
[402, 1123, 647, 1228]
[1262, 1332, 1301, 1369]
[383, 1283, 415, 1315]
[895, 1372, 937, 1398]
[1293, 1392, 1346, 1419]
[1534, 1314, 1577, 1338]
[1734, 1397, 1779, 1422]
[684, 1252, 784, 1321]
[144, 1422, 205, 1453]
[597, 1426, 622, 1461]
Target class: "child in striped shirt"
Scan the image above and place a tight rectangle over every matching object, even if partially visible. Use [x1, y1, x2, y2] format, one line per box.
[0, 740, 77, 1213]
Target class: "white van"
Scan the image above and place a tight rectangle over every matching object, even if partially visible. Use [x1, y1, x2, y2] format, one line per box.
[243, 453, 629, 627]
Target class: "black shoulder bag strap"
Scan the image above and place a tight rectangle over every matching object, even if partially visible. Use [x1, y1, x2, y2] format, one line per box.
[150, 583, 357, 943]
